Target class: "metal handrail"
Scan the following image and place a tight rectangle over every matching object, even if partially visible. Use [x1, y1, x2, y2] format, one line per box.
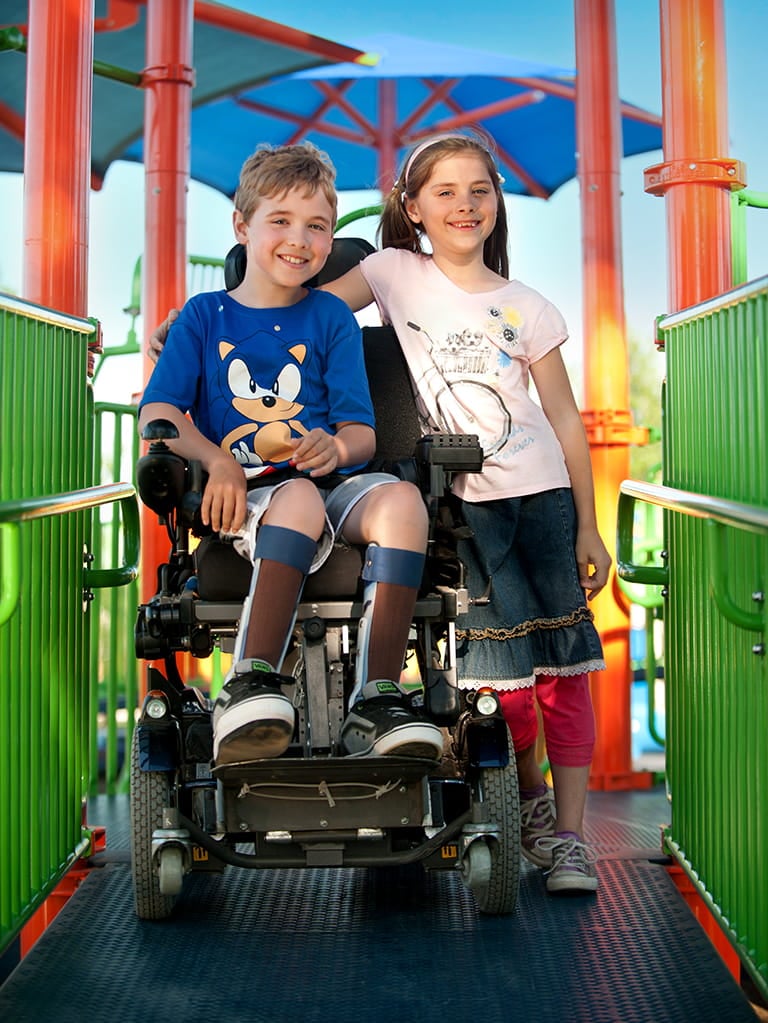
[0, 483, 139, 625]
[620, 479, 768, 534]
[617, 479, 767, 633]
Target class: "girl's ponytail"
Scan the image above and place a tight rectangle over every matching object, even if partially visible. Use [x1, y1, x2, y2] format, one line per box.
[378, 180, 423, 252]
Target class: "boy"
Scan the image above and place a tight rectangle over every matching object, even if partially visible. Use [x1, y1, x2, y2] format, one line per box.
[139, 143, 442, 767]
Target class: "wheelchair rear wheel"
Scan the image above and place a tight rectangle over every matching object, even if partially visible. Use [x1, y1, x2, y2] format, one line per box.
[129, 729, 178, 920]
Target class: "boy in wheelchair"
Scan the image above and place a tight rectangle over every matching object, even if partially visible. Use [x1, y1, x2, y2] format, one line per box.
[139, 142, 442, 767]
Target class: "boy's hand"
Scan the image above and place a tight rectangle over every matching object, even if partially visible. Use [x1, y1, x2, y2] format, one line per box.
[291, 428, 339, 477]
[146, 308, 180, 363]
[201, 455, 248, 533]
[575, 526, 612, 600]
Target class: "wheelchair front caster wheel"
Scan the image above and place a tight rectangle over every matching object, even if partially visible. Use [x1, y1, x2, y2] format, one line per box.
[158, 846, 185, 896]
[462, 730, 521, 915]
[460, 839, 492, 889]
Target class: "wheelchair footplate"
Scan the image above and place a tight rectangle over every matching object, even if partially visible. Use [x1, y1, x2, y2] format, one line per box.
[212, 755, 433, 835]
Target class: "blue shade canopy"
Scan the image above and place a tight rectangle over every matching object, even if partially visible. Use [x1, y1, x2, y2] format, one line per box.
[0, 1, 365, 187]
[121, 31, 663, 199]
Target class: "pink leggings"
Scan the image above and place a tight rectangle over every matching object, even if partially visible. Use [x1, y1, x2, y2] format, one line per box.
[498, 673, 595, 767]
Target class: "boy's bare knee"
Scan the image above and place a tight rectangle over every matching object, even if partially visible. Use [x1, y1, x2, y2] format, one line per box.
[264, 478, 326, 537]
[355, 480, 428, 549]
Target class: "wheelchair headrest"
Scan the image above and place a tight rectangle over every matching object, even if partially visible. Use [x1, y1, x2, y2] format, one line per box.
[224, 236, 376, 292]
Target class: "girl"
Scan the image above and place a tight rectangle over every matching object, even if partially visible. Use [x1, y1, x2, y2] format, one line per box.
[322, 133, 612, 895]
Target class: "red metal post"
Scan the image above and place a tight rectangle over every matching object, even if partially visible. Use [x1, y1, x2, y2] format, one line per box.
[646, 0, 741, 311]
[22, 0, 93, 315]
[139, 0, 195, 610]
[377, 79, 398, 191]
[574, 0, 651, 789]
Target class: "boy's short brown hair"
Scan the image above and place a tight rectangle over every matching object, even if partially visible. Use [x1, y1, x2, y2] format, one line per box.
[233, 142, 338, 225]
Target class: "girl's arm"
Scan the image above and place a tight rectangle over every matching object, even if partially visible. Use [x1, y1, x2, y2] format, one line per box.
[319, 264, 375, 312]
[530, 348, 612, 599]
[138, 401, 247, 534]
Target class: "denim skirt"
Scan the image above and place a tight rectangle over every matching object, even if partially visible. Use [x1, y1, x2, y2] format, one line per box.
[455, 488, 605, 690]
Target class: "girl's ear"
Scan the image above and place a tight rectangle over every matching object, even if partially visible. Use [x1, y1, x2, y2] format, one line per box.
[404, 199, 421, 224]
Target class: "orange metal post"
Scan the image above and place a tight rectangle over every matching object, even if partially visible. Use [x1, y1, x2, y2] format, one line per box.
[646, 0, 742, 311]
[139, 0, 195, 610]
[22, 0, 93, 315]
[575, 0, 651, 789]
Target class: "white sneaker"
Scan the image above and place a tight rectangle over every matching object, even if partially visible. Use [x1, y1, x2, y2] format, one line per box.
[537, 834, 599, 894]
[520, 787, 556, 867]
[212, 661, 295, 764]
[340, 680, 442, 759]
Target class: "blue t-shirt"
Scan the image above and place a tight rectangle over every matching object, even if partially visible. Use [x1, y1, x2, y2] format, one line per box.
[140, 288, 375, 477]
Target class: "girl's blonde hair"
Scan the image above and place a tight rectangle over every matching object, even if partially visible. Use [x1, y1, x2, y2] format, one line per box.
[234, 142, 338, 224]
[379, 132, 509, 278]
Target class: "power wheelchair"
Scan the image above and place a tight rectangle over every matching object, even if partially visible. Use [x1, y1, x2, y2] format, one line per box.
[130, 240, 521, 920]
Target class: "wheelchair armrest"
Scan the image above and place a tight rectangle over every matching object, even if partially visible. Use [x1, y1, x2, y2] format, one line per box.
[415, 433, 483, 501]
[416, 433, 483, 473]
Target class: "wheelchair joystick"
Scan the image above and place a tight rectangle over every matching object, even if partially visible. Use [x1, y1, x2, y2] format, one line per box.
[141, 418, 180, 443]
[137, 419, 187, 518]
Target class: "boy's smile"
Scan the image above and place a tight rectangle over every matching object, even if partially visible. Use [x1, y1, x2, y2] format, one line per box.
[232, 188, 334, 305]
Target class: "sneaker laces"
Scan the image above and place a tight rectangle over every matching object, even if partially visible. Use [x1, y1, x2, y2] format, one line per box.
[520, 790, 555, 835]
[536, 835, 597, 876]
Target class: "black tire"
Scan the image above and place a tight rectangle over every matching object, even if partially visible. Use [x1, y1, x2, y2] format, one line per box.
[129, 728, 177, 920]
[467, 730, 521, 915]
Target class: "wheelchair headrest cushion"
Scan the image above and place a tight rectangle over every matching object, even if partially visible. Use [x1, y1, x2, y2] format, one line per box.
[224, 237, 375, 292]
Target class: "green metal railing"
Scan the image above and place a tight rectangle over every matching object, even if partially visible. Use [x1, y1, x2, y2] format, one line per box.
[732, 188, 768, 286]
[91, 403, 142, 794]
[616, 484, 666, 751]
[0, 292, 140, 953]
[0, 484, 138, 953]
[619, 276, 768, 1000]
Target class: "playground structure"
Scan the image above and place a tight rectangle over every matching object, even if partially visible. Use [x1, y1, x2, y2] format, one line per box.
[0, 0, 766, 1008]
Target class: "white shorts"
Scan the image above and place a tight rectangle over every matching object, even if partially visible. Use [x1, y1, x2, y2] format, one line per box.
[227, 472, 401, 571]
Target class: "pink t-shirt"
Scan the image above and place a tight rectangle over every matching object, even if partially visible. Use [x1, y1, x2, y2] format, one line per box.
[359, 248, 571, 502]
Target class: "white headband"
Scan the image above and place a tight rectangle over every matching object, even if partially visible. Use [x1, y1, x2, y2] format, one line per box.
[400, 134, 506, 196]
[402, 134, 469, 187]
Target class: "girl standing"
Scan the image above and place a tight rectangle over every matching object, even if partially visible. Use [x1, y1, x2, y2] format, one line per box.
[324, 133, 612, 894]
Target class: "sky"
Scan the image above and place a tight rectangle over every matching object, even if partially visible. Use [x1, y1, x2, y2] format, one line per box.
[1, 0, 767, 405]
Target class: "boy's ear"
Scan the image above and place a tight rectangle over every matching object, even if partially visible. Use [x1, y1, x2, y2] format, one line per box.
[232, 208, 249, 242]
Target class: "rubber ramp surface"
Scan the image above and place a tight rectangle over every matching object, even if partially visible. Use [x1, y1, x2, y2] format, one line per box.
[0, 791, 758, 1023]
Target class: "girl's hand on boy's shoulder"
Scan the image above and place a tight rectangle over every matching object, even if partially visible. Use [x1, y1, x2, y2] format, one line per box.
[146, 308, 180, 363]
[575, 526, 612, 600]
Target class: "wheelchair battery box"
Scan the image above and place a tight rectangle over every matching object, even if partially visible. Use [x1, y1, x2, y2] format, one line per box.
[416, 434, 483, 473]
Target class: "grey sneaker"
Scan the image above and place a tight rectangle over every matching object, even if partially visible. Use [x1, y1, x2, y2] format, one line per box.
[340, 680, 443, 759]
[520, 787, 557, 867]
[212, 660, 295, 765]
[537, 834, 599, 894]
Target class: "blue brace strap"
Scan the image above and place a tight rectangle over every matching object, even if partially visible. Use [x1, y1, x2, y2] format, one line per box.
[361, 544, 425, 588]
[253, 524, 317, 575]
[350, 544, 426, 705]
